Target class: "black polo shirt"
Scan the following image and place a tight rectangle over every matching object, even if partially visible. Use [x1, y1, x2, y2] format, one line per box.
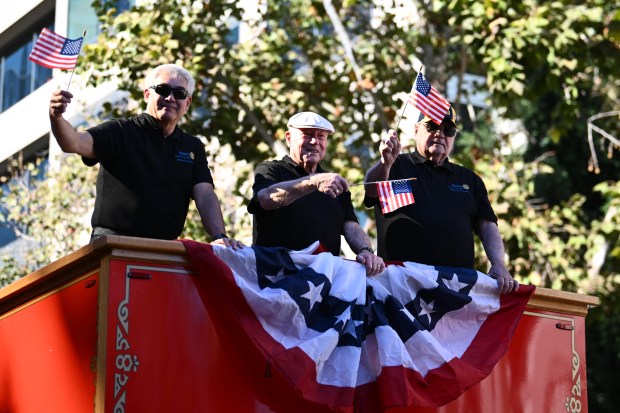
[84, 113, 213, 239]
[364, 150, 497, 268]
[248, 155, 358, 255]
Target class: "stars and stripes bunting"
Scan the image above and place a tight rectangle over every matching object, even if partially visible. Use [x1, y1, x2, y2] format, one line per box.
[181, 239, 534, 413]
[377, 179, 415, 214]
[407, 72, 451, 125]
[28, 28, 83, 70]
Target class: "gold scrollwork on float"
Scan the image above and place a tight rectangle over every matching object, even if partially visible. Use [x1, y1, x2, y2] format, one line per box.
[112, 264, 194, 412]
[113, 266, 141, 413]
[565, 349, 582, 413]
[113, 392, 126, 413]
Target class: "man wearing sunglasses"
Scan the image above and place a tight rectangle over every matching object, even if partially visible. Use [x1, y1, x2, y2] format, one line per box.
[363, 107, 518, 294]
[48, 64, 242, 249]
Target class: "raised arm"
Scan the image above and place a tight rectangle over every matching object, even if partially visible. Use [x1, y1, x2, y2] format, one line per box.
[364, 129, 401, 198]
[49, 90, 96, 158]
[477, 219, 518, 294]
[256, 172, 349, 210]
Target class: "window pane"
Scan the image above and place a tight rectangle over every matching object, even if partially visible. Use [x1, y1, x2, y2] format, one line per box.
[68, 0, 98, 43]
[116, 0, 134, 11]
[33, 60, 53, 90]
[1, 34, 53, 112]
[68, 0, 135, 43]
[3, 43, 32, 111]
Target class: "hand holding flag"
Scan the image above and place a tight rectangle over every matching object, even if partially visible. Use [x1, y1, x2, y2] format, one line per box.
[408, 72, 451, 125]
[378, 178, 415, 214]
[28, 28, 83, 70]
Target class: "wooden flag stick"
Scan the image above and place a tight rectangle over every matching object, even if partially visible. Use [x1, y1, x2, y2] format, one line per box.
[349, 177, 417, 187]
[394, 65, 425, 131]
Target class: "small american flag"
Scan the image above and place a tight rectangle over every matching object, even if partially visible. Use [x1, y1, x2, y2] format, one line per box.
[28, 28, 83, 70]
[407, 72, 450, 125]
[378, 179, 415, 214]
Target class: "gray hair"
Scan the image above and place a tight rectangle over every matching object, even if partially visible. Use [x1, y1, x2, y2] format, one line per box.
[144, 64, 195, 95]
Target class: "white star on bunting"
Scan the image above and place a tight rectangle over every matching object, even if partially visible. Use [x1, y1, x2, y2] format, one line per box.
[301, 281, 325, 310]
[443, 273, 469, 292]
[418, 298, 436, 324]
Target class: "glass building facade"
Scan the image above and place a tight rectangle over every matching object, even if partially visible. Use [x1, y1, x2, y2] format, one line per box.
[0, 27, 53, 113]
[0, 0, 135, 114]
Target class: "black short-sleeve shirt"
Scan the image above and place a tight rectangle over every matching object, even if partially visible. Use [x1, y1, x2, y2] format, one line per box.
[365, 151, 497, 268]
[248, 155, 358, 255]
[84, 113, 213, 239]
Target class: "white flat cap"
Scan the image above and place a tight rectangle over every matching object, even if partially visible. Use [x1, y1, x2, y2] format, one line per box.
[287, 112, 335, 133]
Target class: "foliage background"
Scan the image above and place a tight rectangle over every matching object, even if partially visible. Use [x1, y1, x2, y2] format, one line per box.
[1, 0, 619, 410]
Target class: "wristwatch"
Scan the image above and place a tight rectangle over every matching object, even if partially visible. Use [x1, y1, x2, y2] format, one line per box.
[358, 246, 374, 254]
[212, 233, 229, 241]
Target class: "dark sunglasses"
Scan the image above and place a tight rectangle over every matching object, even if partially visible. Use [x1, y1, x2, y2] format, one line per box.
[149, 84, 189, 100]
[424, 121, 458, 138]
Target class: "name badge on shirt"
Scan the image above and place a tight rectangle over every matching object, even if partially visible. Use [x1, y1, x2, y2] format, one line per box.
[176, 151, 195, 164]
[448, 183, 470, 193]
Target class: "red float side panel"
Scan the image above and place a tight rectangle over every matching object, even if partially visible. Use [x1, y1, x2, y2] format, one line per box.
[104, 260, 264, 412]
[391, 309, 588, 413]
[0, 273, 98, 413]
[103, 260, 332, 413]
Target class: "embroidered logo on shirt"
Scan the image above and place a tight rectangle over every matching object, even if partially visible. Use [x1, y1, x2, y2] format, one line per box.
[176, 151, 195, 164]
[448, 183, 470, 193]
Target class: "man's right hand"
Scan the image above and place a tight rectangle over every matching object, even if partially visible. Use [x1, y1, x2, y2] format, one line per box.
[48, 90, 95, 158]
[312, 173, 349, 198]
[50, 90, 73, 118]
[362, 129, 401, 199]
[379, 129, 401, 166]
[211, 237, 245, 251]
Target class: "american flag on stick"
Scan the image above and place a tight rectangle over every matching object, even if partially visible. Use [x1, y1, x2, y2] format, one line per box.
[407, 72, 451, 125]
[378, 178, 415, 214]
[28, 28, 84, 70]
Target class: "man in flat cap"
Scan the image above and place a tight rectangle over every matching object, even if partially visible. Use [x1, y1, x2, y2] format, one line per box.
[364, 107, 519, 294]
[248, 111, 384, 276]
